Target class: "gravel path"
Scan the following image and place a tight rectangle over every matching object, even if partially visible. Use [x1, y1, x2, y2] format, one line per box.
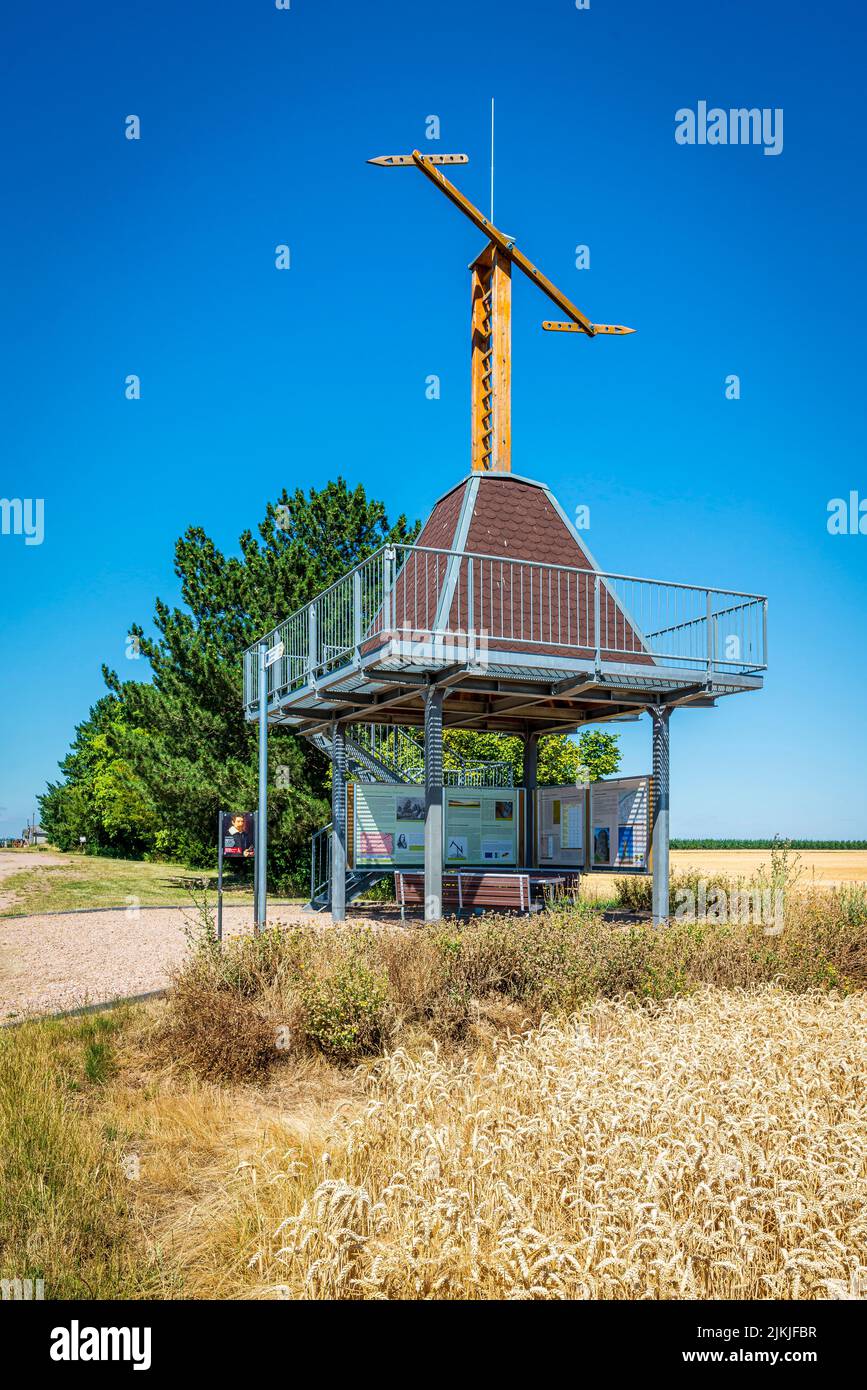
[0, 902, 324, 1022]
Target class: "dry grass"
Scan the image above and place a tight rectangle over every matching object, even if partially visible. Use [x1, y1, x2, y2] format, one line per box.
[157, 891, 866, 1088]
[0, 1009, 161, 1298]
[4, 889, 866, 1301]
[107, 1021, 359, 1299]
[250, 988, 867, 1300]
[153, 978, 278, 1084]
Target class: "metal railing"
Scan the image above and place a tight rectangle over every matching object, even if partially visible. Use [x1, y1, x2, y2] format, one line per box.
[244, 543, 767, 711]
[311, 723, 514, 788]
[310, 822, 331, 907]
[351, 724, 424, 781]
[351, 723, 513, 787]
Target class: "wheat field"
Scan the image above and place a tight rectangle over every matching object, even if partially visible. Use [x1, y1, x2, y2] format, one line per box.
[668, 849, 867, 885]
[250, 987, 867, 1300]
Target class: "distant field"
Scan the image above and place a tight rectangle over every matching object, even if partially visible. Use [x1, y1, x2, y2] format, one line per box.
[672, 839, 867, 850]
[669, 848, 867, 885]
[583, 848, 867, 898]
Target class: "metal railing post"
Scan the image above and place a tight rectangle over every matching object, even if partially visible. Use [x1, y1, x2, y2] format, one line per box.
[353, 569, 362, 656]
[651, 705, 671, 928]
[424, 686, 444, 921]
[256, 642, 269, 931]
[382, 547, 395, 640]
[594, 573, 601, 672]
[380, 551, 388, 635]
[706, 590, 714, 680]
[466, 556, 474, 661]
[331, 723, 347, 923]
[307, 602, 317, 682]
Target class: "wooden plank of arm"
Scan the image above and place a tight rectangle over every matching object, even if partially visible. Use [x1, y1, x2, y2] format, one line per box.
[409, 151, 596, 336]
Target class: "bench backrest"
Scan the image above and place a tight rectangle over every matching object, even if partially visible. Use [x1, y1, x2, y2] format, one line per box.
[396, 871, 530, 912]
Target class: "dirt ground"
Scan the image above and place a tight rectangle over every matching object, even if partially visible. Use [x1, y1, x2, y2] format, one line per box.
[0, 902, 369, 1022]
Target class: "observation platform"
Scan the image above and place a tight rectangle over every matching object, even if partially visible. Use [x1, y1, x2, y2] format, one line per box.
[242, 473, 767, 927]
[243, 473, 766, 738]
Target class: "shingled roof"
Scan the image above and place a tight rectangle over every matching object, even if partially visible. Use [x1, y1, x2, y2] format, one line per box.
[391, 472, 653, 667]
[416, 472, 594, 567]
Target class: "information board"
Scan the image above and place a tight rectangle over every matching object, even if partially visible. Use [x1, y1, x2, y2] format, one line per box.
[591, 776, 650, 870]
[536, 775, 651, 872]
[350, 783, 523, 868]
[537, 785, 587, 868]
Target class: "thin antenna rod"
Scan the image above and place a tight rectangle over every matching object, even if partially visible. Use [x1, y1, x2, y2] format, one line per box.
[490, 98, 495, 222]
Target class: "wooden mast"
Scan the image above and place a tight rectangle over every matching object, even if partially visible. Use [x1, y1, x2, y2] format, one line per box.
[368, 147, 633, 474]
[471, 244, 511, 472]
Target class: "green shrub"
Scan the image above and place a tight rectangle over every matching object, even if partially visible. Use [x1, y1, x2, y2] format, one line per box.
[614, 870, 751, 917]
[358, 873, 396, 903]
[613, 876, 652, 912]
[830, 883, 867, 928]
[299, 957, 388, 1062]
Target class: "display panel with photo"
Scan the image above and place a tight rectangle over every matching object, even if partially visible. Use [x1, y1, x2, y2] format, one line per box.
[593, 826, 611, 865]
[221, 811, 255, 858]
[353, 784, 520, 867]
[618, 825, 635, 864]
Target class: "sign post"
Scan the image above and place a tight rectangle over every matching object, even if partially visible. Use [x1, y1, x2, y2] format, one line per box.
[217, 810, 224, 943]
[219, 810, 257, 939]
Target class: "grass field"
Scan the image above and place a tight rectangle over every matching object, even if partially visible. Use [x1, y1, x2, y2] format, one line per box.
[2, 984, 865, 1300]
[4, 846, 867, 917]
[0, 850, 302, 916]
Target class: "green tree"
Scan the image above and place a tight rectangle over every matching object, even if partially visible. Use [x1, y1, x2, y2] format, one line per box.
[40, 696, 153, 855]
[42, 480, 418, 888]
[575, 729, 622, 782]
[441, 728, 620, 785]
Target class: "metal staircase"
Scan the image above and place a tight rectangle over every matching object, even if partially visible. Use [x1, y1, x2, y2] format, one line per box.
[308, 822, 387, 913]
[305, 724, 512, 911]
[309, 724, 425, 785]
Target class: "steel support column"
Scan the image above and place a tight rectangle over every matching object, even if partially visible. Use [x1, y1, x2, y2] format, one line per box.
[651, 706, 671, 927]
[331, 721, 347, 923]
[523, 729, 539, 866]
[424, 686, 444, 920]
[256, 642, 268, 931]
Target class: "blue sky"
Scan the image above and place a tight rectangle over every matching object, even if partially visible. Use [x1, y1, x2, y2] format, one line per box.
[1, 0, 865, 839]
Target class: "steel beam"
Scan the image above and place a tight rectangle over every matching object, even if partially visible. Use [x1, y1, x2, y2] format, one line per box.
[523, 730, 539, 867]
[330, 721, 347, 923]
[651, 706, 671, 928]
[424, 686, 444, 921]
[256, 642, 268, 930]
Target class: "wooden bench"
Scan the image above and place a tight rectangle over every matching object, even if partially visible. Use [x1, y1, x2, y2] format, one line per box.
[396, 870, 533, 920]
